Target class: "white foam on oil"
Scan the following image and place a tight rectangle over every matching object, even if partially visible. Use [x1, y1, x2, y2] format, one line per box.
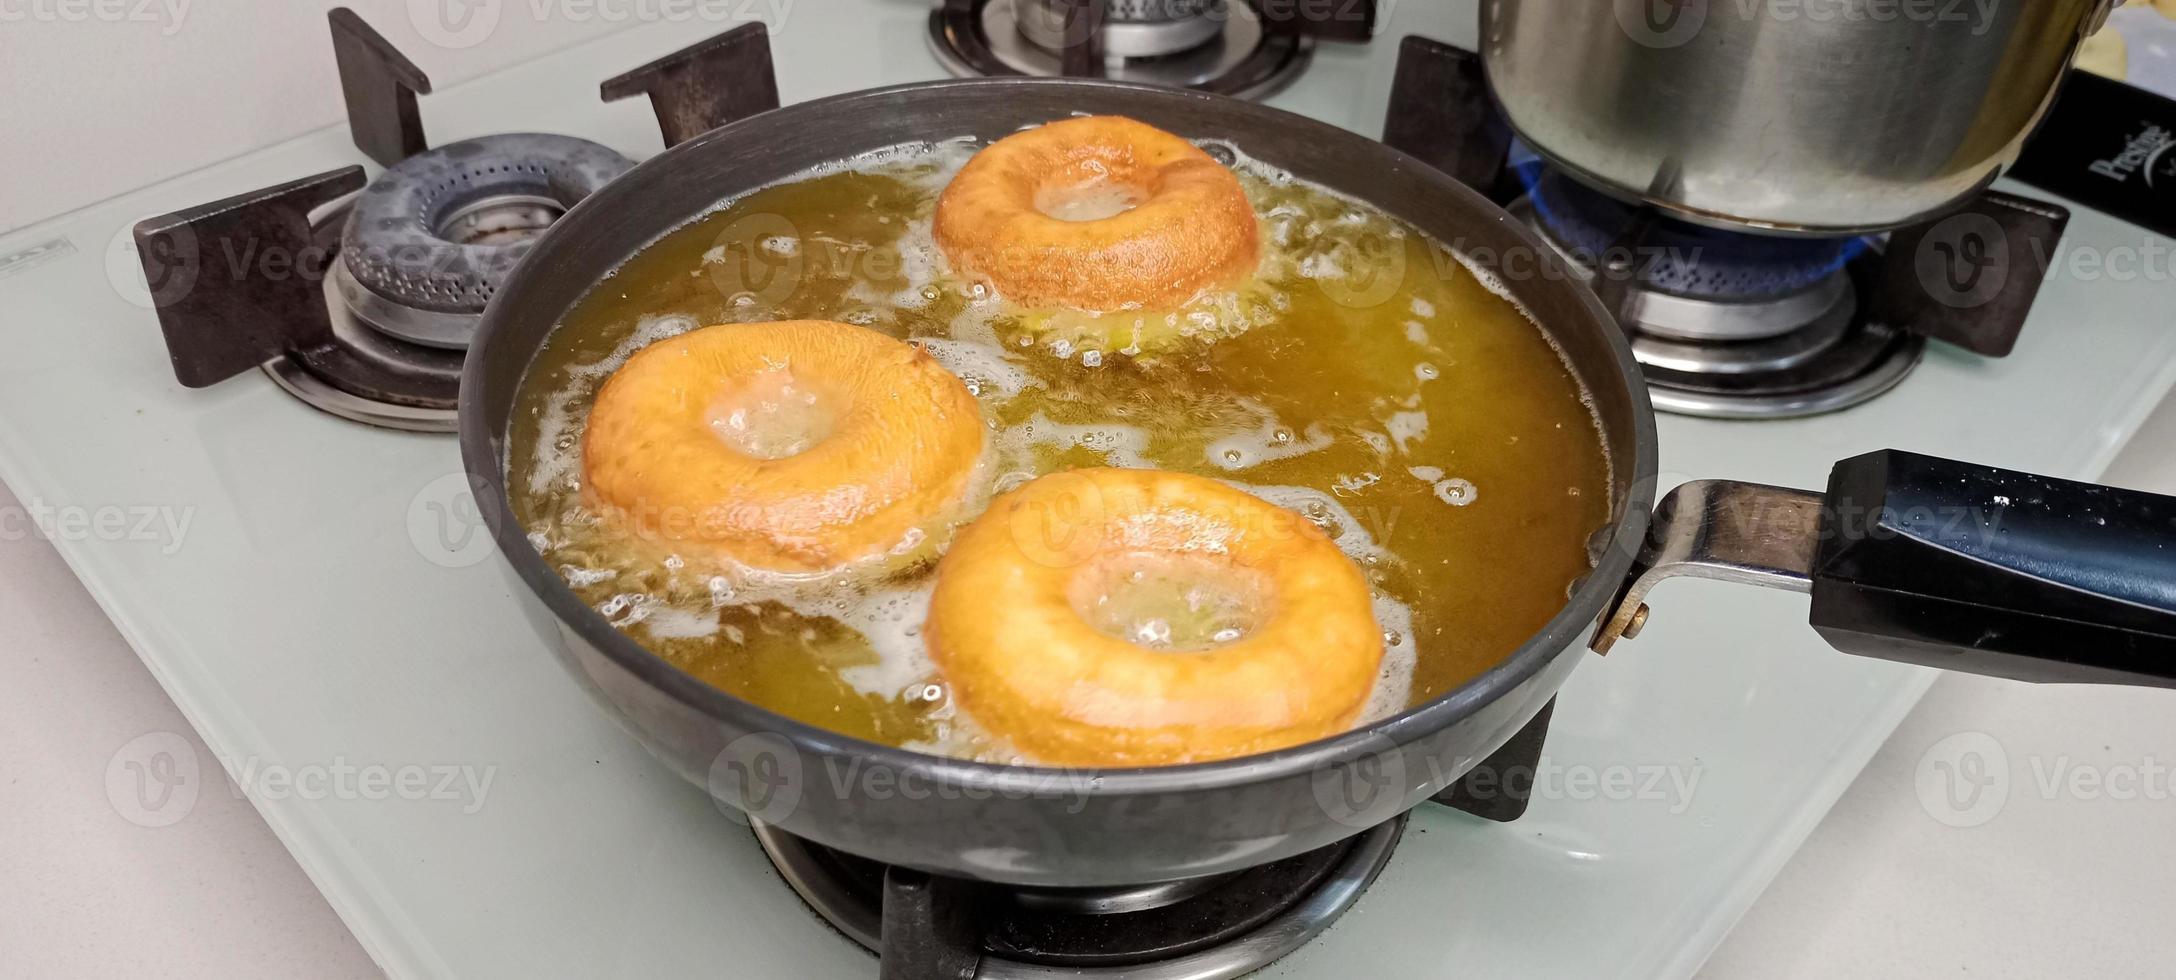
[1206, 412, 1335, 472]
[915, 337, 1041, 399]
[1385, 411, 1430, 455]
[1233, 480, 1419, 724]
[639, 604, 727, 642]
[995, 413, 1155, 469]
[1363, 596, 1417, 724]
[820, 585, 938, 700]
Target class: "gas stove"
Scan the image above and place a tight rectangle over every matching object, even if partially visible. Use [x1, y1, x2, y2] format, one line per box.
[127, 18, 1549, 974]
[1381, 37, 2079, 421]
[3, 3, 2174, 978]
[135, 12, 777, 433]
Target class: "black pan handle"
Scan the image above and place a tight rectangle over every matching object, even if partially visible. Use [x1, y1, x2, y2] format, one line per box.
[1593, 450, 2176, 688]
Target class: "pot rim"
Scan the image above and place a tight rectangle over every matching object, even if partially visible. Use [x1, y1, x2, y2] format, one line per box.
[456, 76, 1661, 799]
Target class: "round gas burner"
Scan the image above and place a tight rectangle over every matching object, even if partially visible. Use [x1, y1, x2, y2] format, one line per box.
[928, 0, 1312, 99]
[752, 816, 1403, 978]
[1015, 0, 1229, 58]
[1639, 320, 1925, 420]
[1510, 192, 1924, 420]
[1631, 259, 1925, 419]
[260, 135, 635, 432]
[1523, 168, 1865, 302]
[339, 134, 633, 349]
[258, 196, 465, 433]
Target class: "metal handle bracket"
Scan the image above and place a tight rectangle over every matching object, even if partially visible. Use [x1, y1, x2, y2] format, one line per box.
[1591, 480, 1825, 653]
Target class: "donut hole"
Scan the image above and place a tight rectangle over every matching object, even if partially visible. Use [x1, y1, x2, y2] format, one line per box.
[1068, 550, 1271, 653]
[1033, 159, 1152, 223]
[704, 369, 840, 461]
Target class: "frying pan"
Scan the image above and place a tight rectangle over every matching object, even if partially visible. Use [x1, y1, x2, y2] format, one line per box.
[458, 78, 2176, 888]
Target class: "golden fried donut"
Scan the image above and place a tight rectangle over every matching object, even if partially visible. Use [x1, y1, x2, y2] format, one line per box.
[582, 320, 985, 574]
[926, 468, 1382, 767]
[933, 116, 1260, 311]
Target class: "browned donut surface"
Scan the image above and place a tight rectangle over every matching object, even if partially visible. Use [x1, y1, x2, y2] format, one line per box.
[933, 116, 1261, 311]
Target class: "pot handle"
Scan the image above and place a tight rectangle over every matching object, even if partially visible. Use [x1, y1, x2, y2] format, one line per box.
[1592, 450, 2176, 687]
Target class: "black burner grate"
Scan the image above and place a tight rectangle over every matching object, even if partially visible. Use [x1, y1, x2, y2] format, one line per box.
[753, 816, 1404, 979]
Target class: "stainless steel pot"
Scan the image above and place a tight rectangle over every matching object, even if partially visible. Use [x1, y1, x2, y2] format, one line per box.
[459, 78, 2176, 890]
[1480, 0, 2117, 233]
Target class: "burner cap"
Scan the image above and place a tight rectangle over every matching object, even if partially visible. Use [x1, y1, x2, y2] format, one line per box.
[1014, 0, 1228, 58]
[340, 134, 633, 348]
[929, 0, 1312, 100]
[1525, 169, 1866, 301]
